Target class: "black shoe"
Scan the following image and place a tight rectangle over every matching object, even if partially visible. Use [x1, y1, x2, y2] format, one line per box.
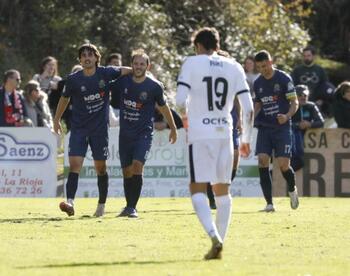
[117, 207, 132, 217]
[209, 201, 216, 210]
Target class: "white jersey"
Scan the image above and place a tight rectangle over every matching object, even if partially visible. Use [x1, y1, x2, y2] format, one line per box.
[177, 53, 249, 142]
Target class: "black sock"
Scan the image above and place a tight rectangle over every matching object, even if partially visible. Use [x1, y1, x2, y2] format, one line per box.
[231, 169, 237, 181]
[259, 168, 273, 205]
[123, 177, 133, 208]
[206, 183, 215, 205]
[97, 173, 108, 204]
[282, 168, 296, 192]
[66, 172, 79, 200]
[130, 174, 143, 209]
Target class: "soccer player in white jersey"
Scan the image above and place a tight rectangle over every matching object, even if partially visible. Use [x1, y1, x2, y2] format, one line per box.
[176, 27, 254, 260]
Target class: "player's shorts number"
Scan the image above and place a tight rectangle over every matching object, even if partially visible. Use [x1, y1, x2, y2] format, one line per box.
[203, 76, 228, 111]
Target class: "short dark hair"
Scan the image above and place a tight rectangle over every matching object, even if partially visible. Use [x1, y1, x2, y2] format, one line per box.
[303, 46, 316, 55]
[3, 69, 20, 83]
[192, 27, 220, 51]
[254, 50, 272, 62]
[78, 43, 101, 66]
[131, 48, 150, 65]
[106, 53, 122, 65]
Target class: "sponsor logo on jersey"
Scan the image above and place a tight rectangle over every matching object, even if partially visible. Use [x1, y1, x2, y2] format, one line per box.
[84, 91, 105, 102]
[99, 80, 106, 89]
[260, 95, 278, 103]
[139, 91, 148, 101]
[123, 99, 143, 109]
[202, 117, 228, 125]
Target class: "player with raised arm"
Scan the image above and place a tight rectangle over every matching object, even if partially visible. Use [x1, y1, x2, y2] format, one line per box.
[176, 27, 254, 260]
[112, 49, 177, 218]
[254, 50, 299, 212]
[54, 43, 131, 217]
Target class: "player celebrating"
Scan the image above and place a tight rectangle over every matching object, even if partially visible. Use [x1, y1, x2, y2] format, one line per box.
[176, 27, 254, 260]
[54, 43, 130, 217]
[112, 49, 177, 218]
[253, 50, 299, 212]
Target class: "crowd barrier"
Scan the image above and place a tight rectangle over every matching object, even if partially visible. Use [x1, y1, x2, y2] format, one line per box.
[2, 127, 348, 198]
[273, 128, 350, 197]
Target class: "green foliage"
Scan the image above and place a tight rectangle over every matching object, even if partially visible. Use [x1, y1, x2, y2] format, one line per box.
[0, 198, 349, 275]
[0, 0, 310, 94]
[316, 57, 350, 86]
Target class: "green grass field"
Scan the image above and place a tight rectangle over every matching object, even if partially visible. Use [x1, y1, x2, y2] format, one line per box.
[0, 198, 349, 276]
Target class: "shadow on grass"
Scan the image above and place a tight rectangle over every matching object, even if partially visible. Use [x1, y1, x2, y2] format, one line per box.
[0, 215, 117, 224]
[16, 259, 202, 269]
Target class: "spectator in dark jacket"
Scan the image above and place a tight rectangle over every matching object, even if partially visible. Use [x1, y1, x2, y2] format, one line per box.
[291, 85, 324, 171]
[0, 69, 29, 127]
[333, 81, 350, 128]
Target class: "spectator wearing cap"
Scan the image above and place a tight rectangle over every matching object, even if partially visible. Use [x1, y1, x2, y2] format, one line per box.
[0, 69, 29, 127]
[23, 80, 53, 128]
[291, 84, 324, 171]
[332, 81, 350, 128]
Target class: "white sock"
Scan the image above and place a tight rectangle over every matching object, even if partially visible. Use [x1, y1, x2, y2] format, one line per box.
[67, 198, 74, 206]
[191, 193, 221, 240]
[215, 194, 232, 241]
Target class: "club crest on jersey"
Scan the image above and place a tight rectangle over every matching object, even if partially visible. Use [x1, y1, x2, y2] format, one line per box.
[258, 88, 263, 94]
[81, 86, 87, 92]
[139, 92, 148, 100]
[274, 84, 280, 93]
[99, 80, 106, 89]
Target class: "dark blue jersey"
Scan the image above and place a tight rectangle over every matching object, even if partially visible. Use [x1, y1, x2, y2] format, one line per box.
[112, 75, 166, 138]
[62, 66, 121, 134]
[254, 69, 296, 128]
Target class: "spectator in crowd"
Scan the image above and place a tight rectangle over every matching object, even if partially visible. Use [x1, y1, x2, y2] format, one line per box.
[56, 65, 83, 132]
[291, 46, 331, 116]
[106, 53, 122, 67]
[291, 85, 324, 171]
[0, 69, 29, 127]
[32, 56, 62, 114]
[22, 80, 53, 128]
[154, 106, 183, 130]
[107, 53, 123, 118]
[332, 81, 350, 128]
[243, 55, 259, 98]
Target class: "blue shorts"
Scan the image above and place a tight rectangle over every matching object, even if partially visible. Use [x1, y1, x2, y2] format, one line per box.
[233, 128, 240, 150]
[69, 130, 109, 160]
[119, 135, 152, 168]
[255, 126, 292, 157]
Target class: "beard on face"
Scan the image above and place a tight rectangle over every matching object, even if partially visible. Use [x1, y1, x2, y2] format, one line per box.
[304, 59, 313, 65]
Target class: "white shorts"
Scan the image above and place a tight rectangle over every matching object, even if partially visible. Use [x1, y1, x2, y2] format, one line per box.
[189, 138, 233, 185]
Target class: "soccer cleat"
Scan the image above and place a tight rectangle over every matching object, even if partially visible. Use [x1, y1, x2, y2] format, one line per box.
[93, 203, 105, 217]
[128, 208, 138, 218]
[59, 201, 75, 216]
[204, 236, 223, 260]
[117, 207, 130, 217]
[260, 204, 275, 212]
[289, 187, 299, 210]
